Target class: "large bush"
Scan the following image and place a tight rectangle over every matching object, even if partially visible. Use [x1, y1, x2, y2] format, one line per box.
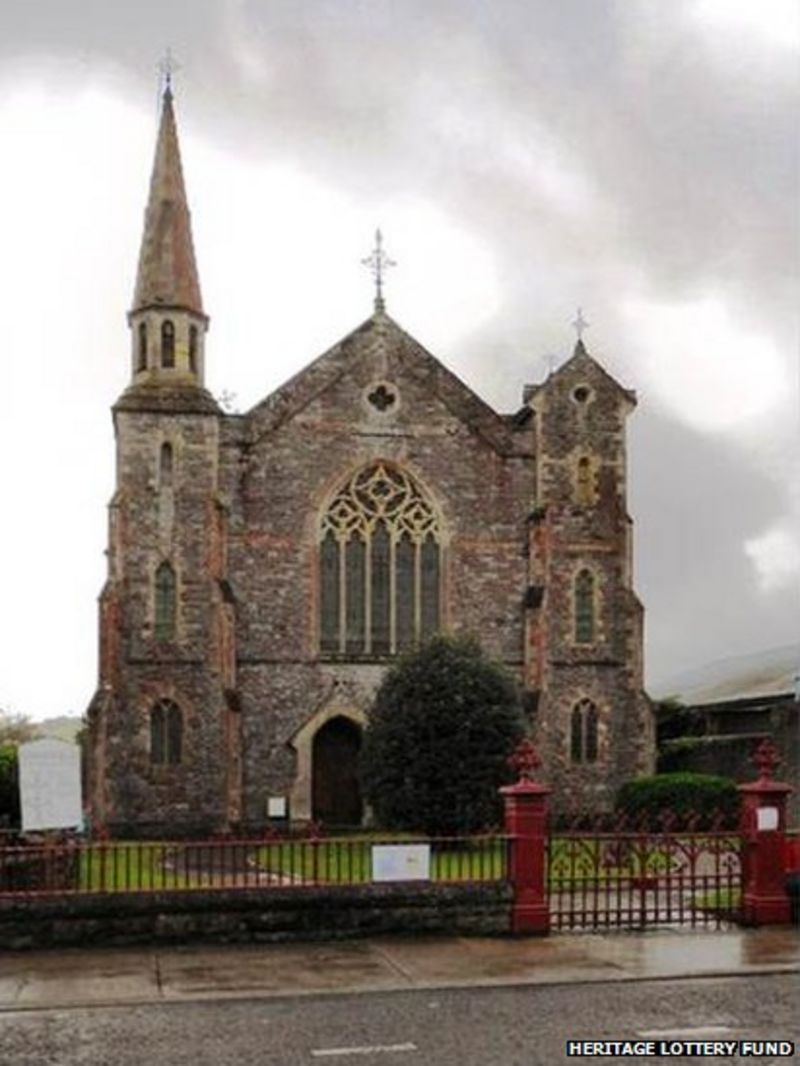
[616, 772, 740, 827]
[360, 635, 525, 834]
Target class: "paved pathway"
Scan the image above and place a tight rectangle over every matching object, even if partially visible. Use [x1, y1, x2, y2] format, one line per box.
[0, 927, 796, 1011]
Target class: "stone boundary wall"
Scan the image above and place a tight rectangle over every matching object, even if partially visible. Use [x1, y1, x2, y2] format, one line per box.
[0, 882, 512, 950]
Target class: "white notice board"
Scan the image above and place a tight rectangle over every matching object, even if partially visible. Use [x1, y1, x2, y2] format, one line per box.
[18, 738, 82, 832]
[372, 843, 431, 882]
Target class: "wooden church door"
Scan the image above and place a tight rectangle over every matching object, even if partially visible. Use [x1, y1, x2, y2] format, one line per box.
[312, 717, 363, 826]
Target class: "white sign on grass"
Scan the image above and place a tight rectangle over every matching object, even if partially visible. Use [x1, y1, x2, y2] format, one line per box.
[18, 738, 82, 832]
[372, 843, 431, 882]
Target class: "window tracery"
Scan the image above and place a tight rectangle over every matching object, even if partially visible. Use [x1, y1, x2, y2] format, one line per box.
[320, 462, 441, 656]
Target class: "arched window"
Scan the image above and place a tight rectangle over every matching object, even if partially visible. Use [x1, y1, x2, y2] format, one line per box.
[161, 320, 175, 368]
[319, 462, 441, 657]
[137, 322, 148, 372]
[159, 442, 173, 487]
[570, 699, 599, 764]
[574, 568, 595, 643]
[188, 325, 198, 374]
[576, 456, 593, 506]
[154, 562, 176, 642]
[150, 698, 182, 765]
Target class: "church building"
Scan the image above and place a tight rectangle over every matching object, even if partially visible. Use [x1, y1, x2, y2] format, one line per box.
[86, 88, 654, 836]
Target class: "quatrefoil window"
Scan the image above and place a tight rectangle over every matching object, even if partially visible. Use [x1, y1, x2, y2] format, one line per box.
[366, 383, 397, 412]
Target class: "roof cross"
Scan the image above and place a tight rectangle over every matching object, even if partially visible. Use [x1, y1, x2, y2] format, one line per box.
[572, 307, 590, 341]
[361, 229, 396, 312]
[157, 47, 181, 95]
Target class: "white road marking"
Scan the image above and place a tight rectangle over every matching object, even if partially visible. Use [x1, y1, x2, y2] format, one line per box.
[311, 1043, 417, 1058]
[638, 1026, 736, 1038]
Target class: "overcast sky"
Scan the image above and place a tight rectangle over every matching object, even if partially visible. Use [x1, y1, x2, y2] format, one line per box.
[0, 0, 798, 720]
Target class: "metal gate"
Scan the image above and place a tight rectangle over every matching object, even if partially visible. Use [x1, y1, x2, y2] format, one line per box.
[547, 813, 743, 931]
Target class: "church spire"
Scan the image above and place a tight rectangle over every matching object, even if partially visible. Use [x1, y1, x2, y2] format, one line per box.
[126, 84, 210, 392]
[132, 86, 204, 316]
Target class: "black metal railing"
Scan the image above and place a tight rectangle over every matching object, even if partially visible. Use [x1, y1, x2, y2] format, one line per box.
[0, 834, 510, 896]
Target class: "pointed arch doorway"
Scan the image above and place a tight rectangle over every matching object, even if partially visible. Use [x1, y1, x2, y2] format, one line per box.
[312, 716, 363, 826]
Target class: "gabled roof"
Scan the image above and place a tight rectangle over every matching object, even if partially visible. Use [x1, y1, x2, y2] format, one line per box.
[131, 88, 204, 317]
[244, 311, 524, 456]
[529, 340, 637, 406]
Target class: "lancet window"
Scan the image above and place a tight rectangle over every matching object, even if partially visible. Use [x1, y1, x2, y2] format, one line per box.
[159, 442, 173, 486]
[570, 699, 599, 764]
[150, 698, 182, 765]
[154, 561, 176, 642]
[188, 325, 198, 373]
[137, 322, 148, 372]
[319, 462, 441, 657]
[575, 456, 594, 506]
[161, 320, 175, 368]
[574, 568, 596, 644]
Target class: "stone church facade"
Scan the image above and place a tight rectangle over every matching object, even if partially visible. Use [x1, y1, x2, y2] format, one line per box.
[86, 89, 654, 836]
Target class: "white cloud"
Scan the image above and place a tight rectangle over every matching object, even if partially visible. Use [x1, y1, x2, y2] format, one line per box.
[621, 295, 788, 433]
[691, 0, 800, 51]
[745, 523, 800, 592]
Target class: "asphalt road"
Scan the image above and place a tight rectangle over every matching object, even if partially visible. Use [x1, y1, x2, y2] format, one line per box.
[0, 974, 797, 1066]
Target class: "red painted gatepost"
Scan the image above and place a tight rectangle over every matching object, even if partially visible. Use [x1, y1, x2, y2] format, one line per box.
[501, 738, 551, 935]
[738, 738, 794, 926]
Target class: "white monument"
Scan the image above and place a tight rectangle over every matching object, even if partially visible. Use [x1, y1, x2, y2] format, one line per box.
[18, 738, 82, 832]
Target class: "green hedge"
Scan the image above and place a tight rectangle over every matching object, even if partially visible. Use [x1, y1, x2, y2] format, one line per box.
[616, 772, 739, 827]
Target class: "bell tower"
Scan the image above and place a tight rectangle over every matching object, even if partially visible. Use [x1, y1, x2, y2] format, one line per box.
[87, 85, 234, 836]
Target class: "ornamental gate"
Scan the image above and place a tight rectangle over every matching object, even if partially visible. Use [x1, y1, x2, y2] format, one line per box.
[547, 812, 743, 932]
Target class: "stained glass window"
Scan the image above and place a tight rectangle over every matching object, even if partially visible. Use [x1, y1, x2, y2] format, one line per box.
[319, 463, 441, 656]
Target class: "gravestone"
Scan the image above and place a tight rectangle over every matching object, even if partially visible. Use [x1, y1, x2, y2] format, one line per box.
[18, 738, 82, 832]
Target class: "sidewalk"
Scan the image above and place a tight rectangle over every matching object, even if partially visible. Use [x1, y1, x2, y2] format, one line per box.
[0, 927, 797, 1012]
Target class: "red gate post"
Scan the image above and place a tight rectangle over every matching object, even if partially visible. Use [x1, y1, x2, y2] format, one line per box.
[501, 739, 551, 935]
[738, 738, 794, 926]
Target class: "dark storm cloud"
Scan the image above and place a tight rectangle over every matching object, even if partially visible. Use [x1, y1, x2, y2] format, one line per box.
[1, 0, 796, 682]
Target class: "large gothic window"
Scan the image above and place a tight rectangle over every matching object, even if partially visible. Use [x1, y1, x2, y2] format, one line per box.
[574, 568, 595, 644]
[319, 462, 441, 657]
[150, 698, 182, 765]
[154, 561, 176, 642]
[570, 699, 599, 764]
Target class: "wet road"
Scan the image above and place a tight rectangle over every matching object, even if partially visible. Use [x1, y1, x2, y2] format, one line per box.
[0, 973, 797, 1066]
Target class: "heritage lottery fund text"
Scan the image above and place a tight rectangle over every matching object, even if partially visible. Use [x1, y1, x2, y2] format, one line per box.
[566, 1041, 794, 1057]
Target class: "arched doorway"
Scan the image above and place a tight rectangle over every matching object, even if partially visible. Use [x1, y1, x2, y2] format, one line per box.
[312, 716, 363, 826]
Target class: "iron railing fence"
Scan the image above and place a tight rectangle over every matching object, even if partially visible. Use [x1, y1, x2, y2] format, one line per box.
[548, 825, 742, 932]
[0, 834, 510, 897]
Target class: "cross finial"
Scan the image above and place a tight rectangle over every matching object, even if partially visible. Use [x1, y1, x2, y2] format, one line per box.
[572, 307, 590, 342]
[361, 229, 396, 312]
[157, 47, 181, 96]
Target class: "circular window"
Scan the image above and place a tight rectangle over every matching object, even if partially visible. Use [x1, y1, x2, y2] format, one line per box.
[365, 381, 399, 414]
[572, 385, 592, 404]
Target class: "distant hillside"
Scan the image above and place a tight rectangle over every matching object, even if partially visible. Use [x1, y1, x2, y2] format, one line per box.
[36, 716, 83, 743]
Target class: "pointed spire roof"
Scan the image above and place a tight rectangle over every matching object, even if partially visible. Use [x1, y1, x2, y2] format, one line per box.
[132, 88, 204, 316]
